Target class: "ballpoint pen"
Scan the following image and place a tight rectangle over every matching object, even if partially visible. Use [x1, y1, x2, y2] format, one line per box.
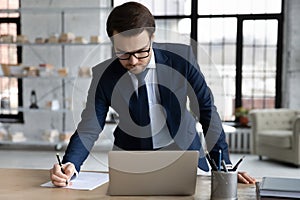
[218, 149, 222, 171]
[232, 155, 245, 171]
[221, 160, 228, 172]
[56, 153, 68, 185]
[205, 150, 218, 171]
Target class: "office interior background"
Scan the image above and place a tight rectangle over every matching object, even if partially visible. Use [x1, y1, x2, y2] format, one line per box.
[0, 0, 299, 175]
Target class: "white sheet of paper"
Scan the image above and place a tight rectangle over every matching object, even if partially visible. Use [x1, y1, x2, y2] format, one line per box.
[197, 167, 211, 176]
[41, 171, 109, 190]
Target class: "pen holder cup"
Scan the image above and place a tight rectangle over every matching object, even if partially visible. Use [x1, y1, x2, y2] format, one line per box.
[211, 170, 238, 200]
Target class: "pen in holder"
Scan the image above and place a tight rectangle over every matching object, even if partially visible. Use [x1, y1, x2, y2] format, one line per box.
[211, 170, 238, 200]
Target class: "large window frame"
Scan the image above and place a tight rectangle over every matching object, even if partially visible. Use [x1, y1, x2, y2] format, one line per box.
[113, 0, 283, 123]
[192, 0, 283, 122]
[0, 0, 24, 123]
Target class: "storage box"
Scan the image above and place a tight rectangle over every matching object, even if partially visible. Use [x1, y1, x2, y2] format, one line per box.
[59, 32, 75, 43]
[1, 64, 23, 76]
[16, 35, 29, 43]
[8, 132, 26, 142]
[42, 129, 59, 143]
[75, 36, 88, 44]
[35, 37, 45, 44]
[59, 131, 73, 142]
[57, 68, 68, 77]
[90, 35, 101, 43]
[1, 64, 10, 76]
[0, 34, 14, 43]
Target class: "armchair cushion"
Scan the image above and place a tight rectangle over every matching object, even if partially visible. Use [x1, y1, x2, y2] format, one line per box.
[254, 110, 295, 131]
[259, 130, 292, 149]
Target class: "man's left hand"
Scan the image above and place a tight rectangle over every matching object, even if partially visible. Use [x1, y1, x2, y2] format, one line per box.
[238, 171, 256, 184]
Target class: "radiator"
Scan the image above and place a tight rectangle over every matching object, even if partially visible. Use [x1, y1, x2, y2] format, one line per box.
[226, 128, 252, 153]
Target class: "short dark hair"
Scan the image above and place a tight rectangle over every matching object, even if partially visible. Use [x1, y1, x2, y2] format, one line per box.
[106, 2, 155, 38]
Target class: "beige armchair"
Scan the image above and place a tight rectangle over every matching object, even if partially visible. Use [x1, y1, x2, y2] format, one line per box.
[250, 109, 300, 167]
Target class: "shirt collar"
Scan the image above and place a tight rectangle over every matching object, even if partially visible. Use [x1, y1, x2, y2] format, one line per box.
[148, 48, 156, 69]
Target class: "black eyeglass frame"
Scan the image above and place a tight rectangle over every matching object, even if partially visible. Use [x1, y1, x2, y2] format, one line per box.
[114, 39, 152, 60]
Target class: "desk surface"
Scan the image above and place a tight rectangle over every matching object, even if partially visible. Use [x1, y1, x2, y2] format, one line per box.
[0, 168, 257, 200]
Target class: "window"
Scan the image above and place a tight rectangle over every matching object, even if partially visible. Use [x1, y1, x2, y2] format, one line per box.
[113, 0, 283, 122]
[197, 0, 283, 121]
[242, 20, 278, 109]
[0, 0, 23, 123]
[113, 0, 285, 123]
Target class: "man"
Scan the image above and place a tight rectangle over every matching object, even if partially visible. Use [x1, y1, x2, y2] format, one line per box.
[50, 2, 256, 186]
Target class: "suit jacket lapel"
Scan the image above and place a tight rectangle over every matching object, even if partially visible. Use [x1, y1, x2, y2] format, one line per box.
[153, 47, 172, 109]
[154, 47, 179, 137]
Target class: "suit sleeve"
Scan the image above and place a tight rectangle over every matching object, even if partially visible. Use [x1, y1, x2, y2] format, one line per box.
[186, 46, 231, 165]
[62, 66, 109, 172]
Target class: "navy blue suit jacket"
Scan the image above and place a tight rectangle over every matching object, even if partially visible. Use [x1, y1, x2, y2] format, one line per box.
[63, 43, 231, 172]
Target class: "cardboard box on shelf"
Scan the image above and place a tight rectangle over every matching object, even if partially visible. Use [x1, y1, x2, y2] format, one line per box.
[0, 128, 7, 141]
[1, 64, 11, 76]
[57, 68, 68, 77]
[0, 64, 23, 76]
[42, 129, 59, 143]
[75, 36, 88, 44]
[39, 64, 54, 77]
[16, 35, 29, 43]
[35, 37, 45, 44]
[23, 66, 39, 77]
[59, 32, 75, 43]
[47, 35, 59, 43]
[78, 66, 91, 77]
[0, 34, 15, 43]
[8, 131, 26, 142]
[59, 131, 73, 142]
[90, 35, 101, 43]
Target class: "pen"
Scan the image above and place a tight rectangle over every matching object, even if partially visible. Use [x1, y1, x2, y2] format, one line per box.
[218, 149, 222, 171]
[205, 151, 218, 171]
[211, 159, 218, 171]
[221, 160, 228, 172]
[56, 153, 68, 185]
[232, 155, 245, 171]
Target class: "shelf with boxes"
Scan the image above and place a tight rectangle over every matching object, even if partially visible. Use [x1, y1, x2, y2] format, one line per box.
[0, 63, 91, 113]
[0, 36, 109, 46]
[0, 5, 113, 150]
[0, 123, 74, 150]
[0, 7, 111, 46]
[0, 63, 93, 79]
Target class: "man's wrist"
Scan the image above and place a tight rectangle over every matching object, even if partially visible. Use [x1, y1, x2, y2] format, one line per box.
[64, 162, 78, 180]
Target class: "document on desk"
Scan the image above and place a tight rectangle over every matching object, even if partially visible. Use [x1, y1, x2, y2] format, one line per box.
[41, 172, 109, 190]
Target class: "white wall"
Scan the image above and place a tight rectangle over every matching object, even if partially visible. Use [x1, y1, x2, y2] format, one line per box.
[282, 0, 300, 109]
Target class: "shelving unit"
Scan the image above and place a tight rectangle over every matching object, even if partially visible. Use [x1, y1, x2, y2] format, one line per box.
[0, 4, 114, 150]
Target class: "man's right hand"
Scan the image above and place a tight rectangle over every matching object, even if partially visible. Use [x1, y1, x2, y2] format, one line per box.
[49, 162, 75, 187]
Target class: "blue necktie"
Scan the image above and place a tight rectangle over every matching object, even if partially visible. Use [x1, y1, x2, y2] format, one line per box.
[135, 69, 150, 125]
[129, 68, 153, 149]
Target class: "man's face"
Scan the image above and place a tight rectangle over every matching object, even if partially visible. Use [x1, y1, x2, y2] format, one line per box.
[113, 30, 152, 74]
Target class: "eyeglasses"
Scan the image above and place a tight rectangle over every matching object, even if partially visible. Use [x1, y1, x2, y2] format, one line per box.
[115, 40, 151, 60]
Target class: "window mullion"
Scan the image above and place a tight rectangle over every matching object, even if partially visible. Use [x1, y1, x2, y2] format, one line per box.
[235, 17, 243, 109]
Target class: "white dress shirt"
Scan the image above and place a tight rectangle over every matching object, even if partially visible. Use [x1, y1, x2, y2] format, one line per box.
[128, 50, 174, 148]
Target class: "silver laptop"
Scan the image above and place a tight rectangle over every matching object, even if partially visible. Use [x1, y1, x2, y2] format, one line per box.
[108, 150, 199, 196]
